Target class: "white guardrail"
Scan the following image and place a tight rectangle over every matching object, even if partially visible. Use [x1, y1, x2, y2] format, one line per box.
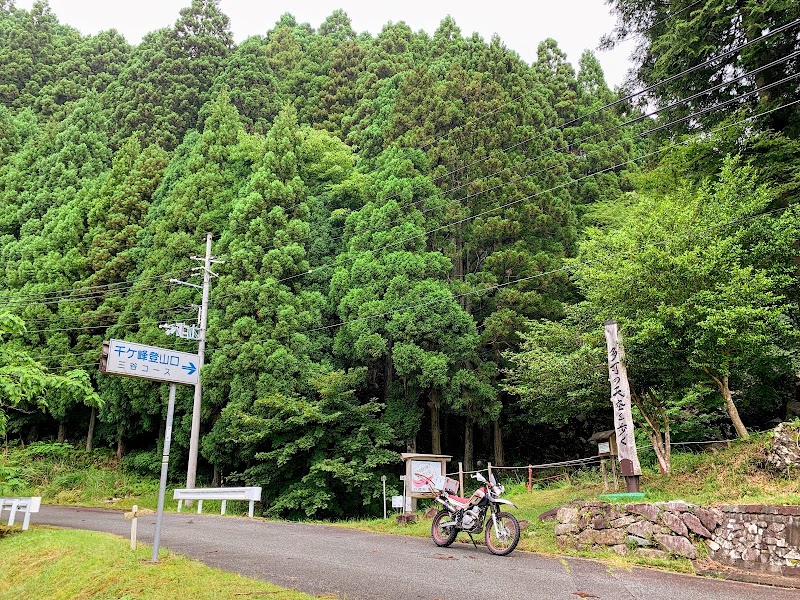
[0, 497, 41, 530]
[173, 487, 262, 517]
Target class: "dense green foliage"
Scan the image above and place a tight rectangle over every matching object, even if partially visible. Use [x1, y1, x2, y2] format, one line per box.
[1, 0, 799, 517]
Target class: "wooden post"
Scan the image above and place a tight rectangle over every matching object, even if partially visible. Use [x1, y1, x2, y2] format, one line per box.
[487, 462, 493, 483]
[610, 455, 619, 490]
[604, 321, 642, 493]
[458, 462, 464, 496]
[527, 465, 533, 493]
[601, 460, 609, 491]
[130, 504, 138, 550]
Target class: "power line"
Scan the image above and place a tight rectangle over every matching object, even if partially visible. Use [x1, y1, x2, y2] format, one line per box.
[417, 0, 717, 152]
[319, 25, 800, 250]
[213, 80, 799, 310]
[375, 17, 800, 222]
[24, 318, 176, 335]
[9, 54, 798, 348]
[0, 276, 193, 309]
[24, 101, 799, 366]
[210, 100, 799, 352]
[0, 268, 192, 303]
[398, 51, 800, 227]
[376, 86, 800, 254]
[14, 83, 794, 340]
[17, 303, 196, 326]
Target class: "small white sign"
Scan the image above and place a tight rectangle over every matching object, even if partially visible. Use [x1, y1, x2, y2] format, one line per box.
[598, 441, 611, 455]
[102, 339, 199, 386]
[391, 496, 411, 511]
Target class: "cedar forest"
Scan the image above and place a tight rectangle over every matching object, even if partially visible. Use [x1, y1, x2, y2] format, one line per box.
[1, 0, 799, 518]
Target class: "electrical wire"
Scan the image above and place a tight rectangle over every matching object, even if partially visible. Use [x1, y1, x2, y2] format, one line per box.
[8, 54, 799, 354]
[13, 94, 797, 350]
[372, 17, 800, 222]
[219, 99, 800, 348]
[0, 268, 192, 303]
[0, 274, 197, 308]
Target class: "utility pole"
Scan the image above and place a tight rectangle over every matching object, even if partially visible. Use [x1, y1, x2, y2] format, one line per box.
[172, 233, 223, 496]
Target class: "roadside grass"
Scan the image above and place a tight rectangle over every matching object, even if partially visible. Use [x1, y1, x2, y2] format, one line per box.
[1, 442, 257, 515]
[0, 526, 312, 600]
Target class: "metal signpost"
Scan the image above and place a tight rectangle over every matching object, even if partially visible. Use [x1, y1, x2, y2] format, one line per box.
[102, 339, 200, 386]
[100, 339, 199, 562]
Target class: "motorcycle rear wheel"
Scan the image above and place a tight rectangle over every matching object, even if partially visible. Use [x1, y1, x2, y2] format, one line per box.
[431, 509, 458, 547]
[485, 511, 520, 556]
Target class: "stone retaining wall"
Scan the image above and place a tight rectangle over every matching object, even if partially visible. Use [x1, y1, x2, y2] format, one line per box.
[557, 501, 800, 574]
[710, 504, 800, 576]
[556, 501, 719, 560]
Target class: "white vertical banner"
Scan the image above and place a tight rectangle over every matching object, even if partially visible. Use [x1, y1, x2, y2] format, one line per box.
[604, 320, 641, 476]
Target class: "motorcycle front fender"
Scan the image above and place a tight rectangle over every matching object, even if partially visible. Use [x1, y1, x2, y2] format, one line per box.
[491, 498, 517, 509]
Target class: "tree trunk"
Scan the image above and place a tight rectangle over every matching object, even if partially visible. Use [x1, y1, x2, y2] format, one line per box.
[384, 349, 393, 400]
[57, 421, 66, 443]
[85, 406, 96, 452]
[116, 425, 126, 460]
[464, 417, 474, 472]
[429, 389, 441, 455]
[211, 464, 220, 487]
[706, 369, 749, 438]
[493, 417, 505, 467]
[631, 389, 671, 475]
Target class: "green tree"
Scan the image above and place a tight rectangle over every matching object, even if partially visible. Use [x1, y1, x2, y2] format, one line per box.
[211, 36, 281, 134]
[574, 157, 798, 438]
[105, 0, 233, 149]
[602, 0, 800, 135]
[0, 312, 98, 437]
[209, 368, 397, 519]
[330, 148, 478, 458]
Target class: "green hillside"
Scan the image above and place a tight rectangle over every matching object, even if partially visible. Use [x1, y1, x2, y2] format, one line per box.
[1, 0, 799, 520]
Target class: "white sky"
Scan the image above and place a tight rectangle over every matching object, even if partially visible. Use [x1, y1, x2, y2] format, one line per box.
[16, 0, 636, 87]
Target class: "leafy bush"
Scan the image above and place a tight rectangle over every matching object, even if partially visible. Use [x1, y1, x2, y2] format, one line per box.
[120, 450, 161, 478]
[0, 465, 25, 495]
[22, 442, 73, 460]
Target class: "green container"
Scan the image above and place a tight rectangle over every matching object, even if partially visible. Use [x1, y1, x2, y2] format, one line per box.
[598, 492, 646, 502]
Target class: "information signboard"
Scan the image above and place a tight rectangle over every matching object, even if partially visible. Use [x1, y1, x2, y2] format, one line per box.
[410, 460, 443, 494]
[101, 339, 199, 386]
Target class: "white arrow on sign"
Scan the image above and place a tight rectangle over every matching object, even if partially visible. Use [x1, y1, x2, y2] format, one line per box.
[102, 339, 200, 386]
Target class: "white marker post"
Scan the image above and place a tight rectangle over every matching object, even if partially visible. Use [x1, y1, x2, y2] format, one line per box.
[381, 475, 387, 519]
[130, 504, 138, 550]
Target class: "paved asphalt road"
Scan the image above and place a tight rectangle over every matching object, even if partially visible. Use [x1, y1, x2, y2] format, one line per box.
[36, 505, 799, 600]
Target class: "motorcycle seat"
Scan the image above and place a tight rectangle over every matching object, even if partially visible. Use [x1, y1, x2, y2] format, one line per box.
[446, 494, 471, 507]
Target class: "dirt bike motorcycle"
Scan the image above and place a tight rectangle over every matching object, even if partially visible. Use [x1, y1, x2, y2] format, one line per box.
[418, 471, 521, 556]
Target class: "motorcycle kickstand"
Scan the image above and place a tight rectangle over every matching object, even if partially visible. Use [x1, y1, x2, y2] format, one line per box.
[466, 532, 478, 549]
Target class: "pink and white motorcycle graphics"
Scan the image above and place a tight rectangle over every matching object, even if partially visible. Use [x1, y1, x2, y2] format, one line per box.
[418, 471, 521, 556]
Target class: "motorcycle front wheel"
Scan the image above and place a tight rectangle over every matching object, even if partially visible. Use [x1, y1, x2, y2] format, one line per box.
[431, 509, 458, 547]
[485, 511, 520, 556]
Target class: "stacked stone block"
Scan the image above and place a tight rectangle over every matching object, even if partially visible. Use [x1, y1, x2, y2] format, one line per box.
[556, 500, 800, 576]
[710, 505, 800, 576]
[555, 501, 720, 560]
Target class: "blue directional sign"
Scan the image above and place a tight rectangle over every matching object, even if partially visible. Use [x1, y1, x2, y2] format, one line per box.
[102, 339, 199, 386]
